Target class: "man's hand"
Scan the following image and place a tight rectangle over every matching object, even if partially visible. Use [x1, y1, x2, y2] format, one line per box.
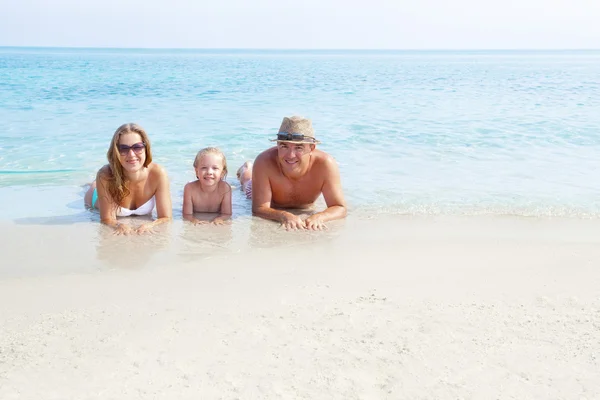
[280, 212, 306, 231]
[305, 214, 327, 231]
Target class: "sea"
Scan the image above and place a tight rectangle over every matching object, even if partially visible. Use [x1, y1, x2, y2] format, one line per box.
[1, 47, 599, 222]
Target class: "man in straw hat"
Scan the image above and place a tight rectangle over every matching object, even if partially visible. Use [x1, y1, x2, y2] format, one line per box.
[238, 116, 347, 230]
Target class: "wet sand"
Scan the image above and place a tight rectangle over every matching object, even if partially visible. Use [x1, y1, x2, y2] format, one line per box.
[1, 215, 599, 399]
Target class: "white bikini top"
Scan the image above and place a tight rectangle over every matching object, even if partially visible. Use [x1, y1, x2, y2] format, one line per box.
[117, 196, 156, 217]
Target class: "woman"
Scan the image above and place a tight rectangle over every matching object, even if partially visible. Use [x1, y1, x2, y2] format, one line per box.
[84, 123, 172, 234]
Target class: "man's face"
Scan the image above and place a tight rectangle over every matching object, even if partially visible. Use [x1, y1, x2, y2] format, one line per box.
[276, 141, 313, 173]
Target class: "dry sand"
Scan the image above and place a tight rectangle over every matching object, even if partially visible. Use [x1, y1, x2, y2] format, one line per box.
[1, 215, 599, 399]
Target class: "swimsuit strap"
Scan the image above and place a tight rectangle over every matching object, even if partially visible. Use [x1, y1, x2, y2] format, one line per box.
[92, 188, 99, 208]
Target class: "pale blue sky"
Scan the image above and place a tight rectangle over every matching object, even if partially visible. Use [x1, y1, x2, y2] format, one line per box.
[0, 0, 597, 49]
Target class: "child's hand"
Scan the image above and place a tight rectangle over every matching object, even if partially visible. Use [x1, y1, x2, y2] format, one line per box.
[193, 219, 209, 225]
[211, 218, 227, 225]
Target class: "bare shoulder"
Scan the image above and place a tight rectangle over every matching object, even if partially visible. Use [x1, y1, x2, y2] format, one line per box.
[218, 180, 232, 195]
[312, 149, 339, 171]
[183, 181, 196, 192]
[96, 165, 112, 182]
[148, 163, 168, 179]
[254, 147, 278, 170]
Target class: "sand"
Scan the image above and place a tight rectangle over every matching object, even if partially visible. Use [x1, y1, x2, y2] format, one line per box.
[1, 215, 599, 399]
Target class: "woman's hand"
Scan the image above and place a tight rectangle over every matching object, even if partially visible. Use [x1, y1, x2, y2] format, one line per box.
[135, 223, 155, 235]
[113, 223, 135, 236]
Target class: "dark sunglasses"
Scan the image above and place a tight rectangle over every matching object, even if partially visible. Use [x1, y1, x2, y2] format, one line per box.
[118, 142, 146, 156]
[276, 132, 315, 142]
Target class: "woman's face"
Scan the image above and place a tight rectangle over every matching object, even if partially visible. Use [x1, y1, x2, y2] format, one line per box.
[117, 133, 146, 173]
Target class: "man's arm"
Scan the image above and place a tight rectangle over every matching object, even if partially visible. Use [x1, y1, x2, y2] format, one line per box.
[305, 156, 347, 229]
[252, 154, 305, 229]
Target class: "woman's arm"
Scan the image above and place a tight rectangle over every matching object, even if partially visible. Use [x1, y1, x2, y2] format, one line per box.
[182, 182, 194, 216]
[96, 168, 133, 235]
[136, 165, 172, 233]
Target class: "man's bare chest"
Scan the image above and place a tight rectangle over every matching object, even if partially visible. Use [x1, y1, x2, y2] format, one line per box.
[270, 176, 322, 206]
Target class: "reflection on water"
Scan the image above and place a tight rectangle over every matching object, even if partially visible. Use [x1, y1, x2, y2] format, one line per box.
[177, 213, 234, 263]
[93, 212, 349, 270]
[2, 207, 350, 278]
[246, 212, 347, 250]
[94, 217, 172, 270]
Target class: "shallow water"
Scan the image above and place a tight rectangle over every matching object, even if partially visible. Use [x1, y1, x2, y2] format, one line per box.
[1, 48, 599, 220]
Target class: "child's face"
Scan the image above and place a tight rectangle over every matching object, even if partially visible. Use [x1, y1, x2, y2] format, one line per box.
[195, 153, 225, 186]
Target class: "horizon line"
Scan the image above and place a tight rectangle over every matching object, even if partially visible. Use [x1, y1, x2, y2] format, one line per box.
[1, 45, 599, 52]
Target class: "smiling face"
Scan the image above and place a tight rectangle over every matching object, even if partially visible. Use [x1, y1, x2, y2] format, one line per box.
[117, 132, 146, 173]
[276, 141, 314, 174]
[195, 153, 225, 188]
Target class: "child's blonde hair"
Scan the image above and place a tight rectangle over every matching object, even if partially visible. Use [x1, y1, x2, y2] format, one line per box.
[193, 147, 228, 180]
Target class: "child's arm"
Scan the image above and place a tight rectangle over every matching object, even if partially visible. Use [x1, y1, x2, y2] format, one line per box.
[182, 183, 205, 225]
[211, 182, 232, 225]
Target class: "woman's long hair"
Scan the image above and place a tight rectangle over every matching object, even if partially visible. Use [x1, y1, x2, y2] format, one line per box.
[105, 123, 153, 206]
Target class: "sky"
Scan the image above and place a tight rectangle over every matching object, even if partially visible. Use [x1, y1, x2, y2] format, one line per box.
[0, 0, 598, 49]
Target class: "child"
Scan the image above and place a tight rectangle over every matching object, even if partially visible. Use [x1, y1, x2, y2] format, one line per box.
[183, 147, 232, 225]
[236, 161, 253, 199]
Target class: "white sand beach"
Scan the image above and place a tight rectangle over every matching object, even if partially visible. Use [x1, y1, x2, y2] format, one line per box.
[1, 215, 599, 399]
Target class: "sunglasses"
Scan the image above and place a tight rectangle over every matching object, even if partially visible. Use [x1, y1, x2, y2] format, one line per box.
[118, 142, 146, 156]
[276, 132, 316, 142]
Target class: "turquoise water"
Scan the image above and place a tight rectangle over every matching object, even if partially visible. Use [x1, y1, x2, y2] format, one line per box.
[1, 47, 599, 220]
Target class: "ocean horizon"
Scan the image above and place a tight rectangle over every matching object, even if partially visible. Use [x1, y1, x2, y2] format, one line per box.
[2, 46, 599, 53]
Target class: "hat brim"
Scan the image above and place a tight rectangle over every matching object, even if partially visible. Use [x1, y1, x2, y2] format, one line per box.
[269, 138, 321, 144]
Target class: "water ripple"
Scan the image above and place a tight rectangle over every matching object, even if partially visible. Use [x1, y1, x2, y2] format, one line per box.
[1, 49, 600, 217]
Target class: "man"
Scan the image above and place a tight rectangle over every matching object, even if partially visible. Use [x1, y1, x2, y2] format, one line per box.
[245, 116, 347, 230]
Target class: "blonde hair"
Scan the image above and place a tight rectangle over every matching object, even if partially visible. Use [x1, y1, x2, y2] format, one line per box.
[193, 147, 228, 180]
[105, 123, 153, 206]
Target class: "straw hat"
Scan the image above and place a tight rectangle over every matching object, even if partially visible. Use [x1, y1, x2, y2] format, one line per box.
[270, 116, 321, 144]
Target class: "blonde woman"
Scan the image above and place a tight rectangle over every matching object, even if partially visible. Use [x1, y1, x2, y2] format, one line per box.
[84, 123, 172, 234]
